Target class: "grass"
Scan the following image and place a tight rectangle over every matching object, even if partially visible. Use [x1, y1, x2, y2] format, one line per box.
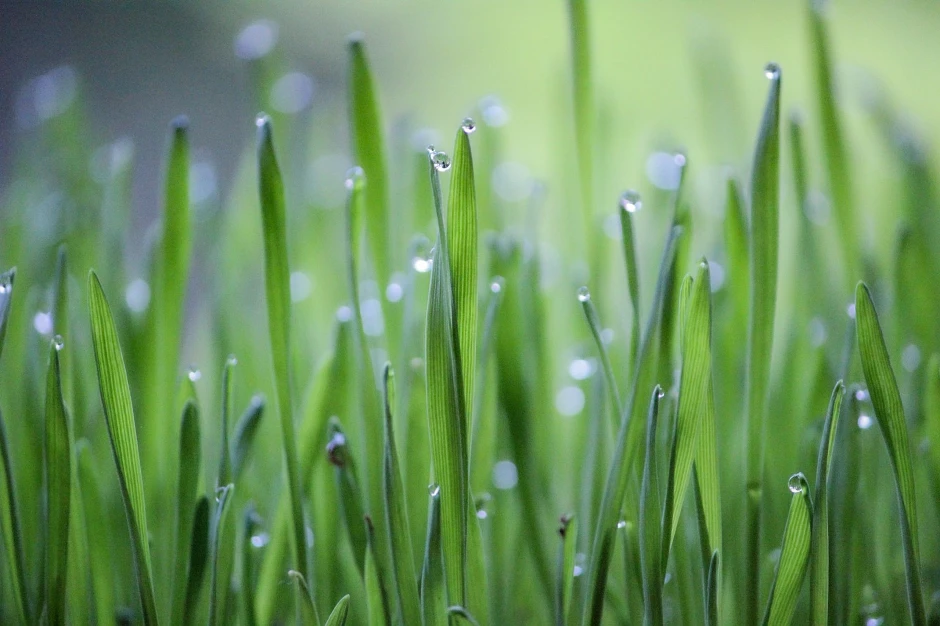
[0, 2, 939, 624]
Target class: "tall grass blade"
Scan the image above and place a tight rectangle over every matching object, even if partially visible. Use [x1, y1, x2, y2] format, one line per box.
[87, 270, 158, 625]
[327, 418, 368, 576]
[324, 594, 351, 626]
[208, 483, 235, 626]
[578, 289, 623, 426]
[218, 357, 236, 487]
[421, 488, 446, 626]
[809, 381, 844, 625]
[77, 442, 114, 624]
[241, 508, 260, 626]
[256, 115, 308, 580]
[44, 338, 71, 626]
[762, 473, 812, 626]
[566, 0, 595, 241]
[556, 514, 577, 626]
[365, 516, 392, 626]
[618, 197, 641, 366]
[171, 401, 201, 625]
[855, 283, 926, 624]
[744, 63, 781, 626]
[639, 386, 664, 626]
[183, 495, 210, 624]
[288, 570, 319, 625]
[705, 551, 719, 626]
[231, 396, 264, 480]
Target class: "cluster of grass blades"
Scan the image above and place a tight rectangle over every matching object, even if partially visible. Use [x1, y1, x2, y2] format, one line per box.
[0, 1, 939, 624]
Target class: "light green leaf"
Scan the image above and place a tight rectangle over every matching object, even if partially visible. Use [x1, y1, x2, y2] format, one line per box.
[231, 395, 264, 480]
[183, 495, 210, 624]
[566, 0, 595, 239]
[44, 338, 71, 626]
[241, 508, 260, 626]
[324, 594, 351, 626]
[421, 487, 446, 626]
[171, 401, 201, 626]
[639, 386, 664, 626]
[705, 551, 719, 626]
[288, 569, 319, 626]
[762, 474, 813, 626]
[218, 356, 236, 487]
[208, 484, 235, 626]
[618, 196, 641, 366]
[87, 269, 158, 625]
[365, 516, 393, 626]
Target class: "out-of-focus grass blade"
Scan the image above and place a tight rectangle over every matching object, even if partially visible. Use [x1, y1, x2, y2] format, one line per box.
[241, 508, 260, 626]
[639, 386, 664, 626]
[208, 484, 235, 626]
[762, 473, 812, 626]
[556, 514, 577, 626]
[0, 267, 30, 625]
[809, 381, 844, 625]
[231, 395, 264, 479]
[382, 364, 421, 626]
[77, 442, 114, 624]
[744, 63, 781, 626]
[926, 355, 940, 500]
[324, 594, 351, 626]
[855, 283, 926, 624]
[578, 288, 623, 427]
[566, 0, 594, 242]
[288, 570, 319, 625]
[44, 338, 71, 626]
[618, 194, 641, 365]
[422, 487, 446, 626]
[347, 34, 391, 288]
[87, 270, 158, 625]
[218, 357, 236, 487]
[365, 516, 392, 626]
[807, 1, 858, 283]
[705, 551, 719, 626]
[448, 605, 483, 625]
[183, 495, 210, 624]
[257, 115, 308, 581]
[327, 418, 368, 575]
[171, 401, 201, 625]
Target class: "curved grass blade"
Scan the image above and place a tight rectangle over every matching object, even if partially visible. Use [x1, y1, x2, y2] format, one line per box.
[705, 551, 719, 626]
[448, 605, 483, 626]
[183, 495, 210, 624]
[208, 484, 235, 626]
[762, 473, 812, 626]
[809, 381, 844, 625]
[855, 283, 926, 624]
[87, 270, 158, 625]
[744, 64, 781, 626]
[44, 338, 71, 626]
[556, 514, 578, 626]
[288, 570, 319, 625]
[327, 418, 368, 576]
[365, 516, 392, 626]
[639, 386, 664, 626]
[324, 594, 351, 626]
[348, 34, 390, 288]
[218, 357, 236, 487]
[231, 395, 264, 480]
[257, 115, 308, 581]
[578, 288, 623, 427]
[422, 487, 446, 626]
[382, 364, 421, 626]
[566, 0, 595, 241]
[171, 401, 201, 625]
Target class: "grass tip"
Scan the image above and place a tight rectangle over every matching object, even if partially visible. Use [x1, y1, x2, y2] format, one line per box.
[171, 114, 190, 132]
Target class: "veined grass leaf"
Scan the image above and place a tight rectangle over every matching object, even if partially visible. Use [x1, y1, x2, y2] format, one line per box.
[288, 570, 319, 626]
[855, 283, 926, 624]
[44, 338, 71, 626]
[257, 115, 308, 580]
[365, 516, 392, 626]
[421, 487, 446, 626]
[208, 484, 235, 626]
[171, 401, 201, 626]
[324, 594, 351, 626]
[87, 270, 158, 625]
[810, 381, 844, 625]
[183, 495, 210, 624]
[327, 418, 368, 575]
[639, 386, 664, 626]
[231, 395, 264, 480]
[556, 514, 577, 626]
[762, 473, 812, 626]
[382, 364, 421, 626]
[744, 63, 781, 626]
[348, 34, 390, 288]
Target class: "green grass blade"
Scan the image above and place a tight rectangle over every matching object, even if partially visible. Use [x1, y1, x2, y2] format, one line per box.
[855, 282, 926, 624]
[44, 338, 71, 626]
[171, 401, 201, 625]
[809, 381, 845, 625]
[566, 0, 594, 240]
[257, 115, 308, 580]
[87, 270, 158, 625]
[448, 605, 483, 625]
[421, 487, 446, 626]
[639, 386, 664, 626]
[208, 484, 235, 626]
[324, 594, 351, 626]
[241, 508, 260, 626]
[556, 514, 578, 626]
[183, 495, 210, 624]
[231, 395, 264, 480]
[77, 442, 114, 624]
[218, 357, 236, 487]
[618, 195, 642, 366]
[348, 34, 390, 288]
[288, 570, 319, 626]
[327, 418, 368, 575]
[744, 63, 781, 626]
[705, 551, 719, 626]
[762, 473, 812, 626]
[578, 288, 623, 425]
[0, 268, 15, 357]
[382, 364, 422, 626]
[365, 516, 393, 626]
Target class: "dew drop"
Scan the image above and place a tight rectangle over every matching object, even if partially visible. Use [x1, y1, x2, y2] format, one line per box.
[764, 62, 781, 80]
[619, 189, 642, 213]
[412, 254, 432, 273]
[461, 117, 476, 134]
[568, 358, 595, 381]
[385, 282, 403, 303]
[125, 278, 151, 312]
[235, 19, 279, 60]
[616, 519, 627, 529]
[33, 311, 53, 336]
[492, 460, 519, 490]
[255, 113, 270, 129]
[345, 166, 365, 190]
[214, 485, 228, 503]
[250, 532, 271, 548]
[431, 151, 451, 172]
[187, 367, 202, 382]
[576, 286, 591, 303]
[657, 388, 666, 399]
[857, 414, 873, 430]
[846, 302, 856, 319]
[0, 284, 7, 295]
[428, 483, 440, 497]
[787, 473, 804, 494]
[326, 432, 347, 467]
[902, 344, 921, 372]
[53, 335, 64, 351]
[854, 388, 870, 402]
[227, 354, 238, 367]
[490, 276, 504, 293]
[476, 510, 488, 520]
[555, 386, 586, 417]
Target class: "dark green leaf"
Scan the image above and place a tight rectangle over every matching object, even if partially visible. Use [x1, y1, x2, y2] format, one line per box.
[762, 474, 812, 626]
[44, 339, 71, 626]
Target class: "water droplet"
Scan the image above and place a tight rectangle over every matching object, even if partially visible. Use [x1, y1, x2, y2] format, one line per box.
[616, 519, 627, 529]
[461, 117, 476, 134]
[53, 335, 64, 351]
[568, 358, 595, 381]
[345, 166, 365, 190]
[555, 386, 586, 417]
[33, 311, 53, 336]
[857, 414, 873, 430]
[0, 284, 7, 295]
[385, 282, 403, 303]
[645, 151, 684, 191]
[336, 305, 353, 322]
[250, 532, 271, 548]
[270, 72, 314, 114]
[787, 473, 804, 494]
[657, 388, 666, 399]
[619, 189, 642, 213]
[902, 344, 921, 372]
[846, 303, 856, 319]
[431, 151, 451, 172]
[255, 113, 270, 129]
[490, 277, 504, 293]
[854, 388, 870, 402]
[326, 432, 347, 467]
[492, 460, 519, 490]
[673, 152, 687, 167]
[214, 485, 228, 503]
[290, 271, 313, 302]
[187, 367, 202, 382]
[764, 62, 781, 80]
[227, 354, 238, 367]
[235, 19, 279, 60]
[476, 509, 488, 520]
[125, 278, 151, 313]
[428, 483, 440, 497]
[479, 95, 509, 127]
[412, 253, 432, 273]
[576, 286, 591, 303]
[573, 565, 584, 577]
[305, 525, 315, 548]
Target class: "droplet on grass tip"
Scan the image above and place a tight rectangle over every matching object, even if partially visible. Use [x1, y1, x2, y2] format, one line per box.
[787, 473, 804, 494]
[344, 166, 365, 190]
[490, 277, 504, 293]
[431, 151, 451, 172]
[576, 286, 590, 302]
[428, 483, 440, 497]
[616, 519, 627, 529]
[764, 62, 781, 80]
[187, 367, 202, 382]
[226, 354, 238, 367]
[326, 432, 347, 467]
[461, 117, 476, 134]
[619, 189, 642, 213]
[53, 335, 64, 351]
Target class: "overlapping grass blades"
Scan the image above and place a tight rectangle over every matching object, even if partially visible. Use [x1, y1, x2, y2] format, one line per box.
[762, 473, 812, 626]
[421, 487, 446, 626]
[88, 270, 158, 624]
[325, 594, 351, 626]
[43, 337, 71, 626]
[639, 387, 664, 626]
[855, 283, 925, 624]
[171, 401, 201, 625]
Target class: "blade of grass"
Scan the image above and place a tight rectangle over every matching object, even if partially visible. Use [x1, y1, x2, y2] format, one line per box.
[208, 484, 235, 626]
[744, 63, 781, 626]
[171, 401, 201, 625]
[639, 386, 664, 626]
[762, 473, 812, 626]
[288, 570, 319, 625]
[855, 283, 926, 624]
[382, 364, 422, 626]
[618, 195, 641, 367]
[242, 508, 260, 626]
[77, 441, 114, 624]
[566, 0, 595, 245]
[705, 551, 719, 626]
[327, 418, 368, 576]
[87, 270, 158, 625]
[578, 288, 623, 429]
[231, 395, 265, 480]
[556, 514, 577, 626]
[325, 594, 351, 626]
[809, 381, 844, 625]
[218, 357, 236, 487]
[214, 359, 238, 624]
[44, 337, 71, 626]
[256, 115, 308, 582]
[183, 495, 210, 624]
[422, 487, 446, 626]
[365, 516, 392, 626]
